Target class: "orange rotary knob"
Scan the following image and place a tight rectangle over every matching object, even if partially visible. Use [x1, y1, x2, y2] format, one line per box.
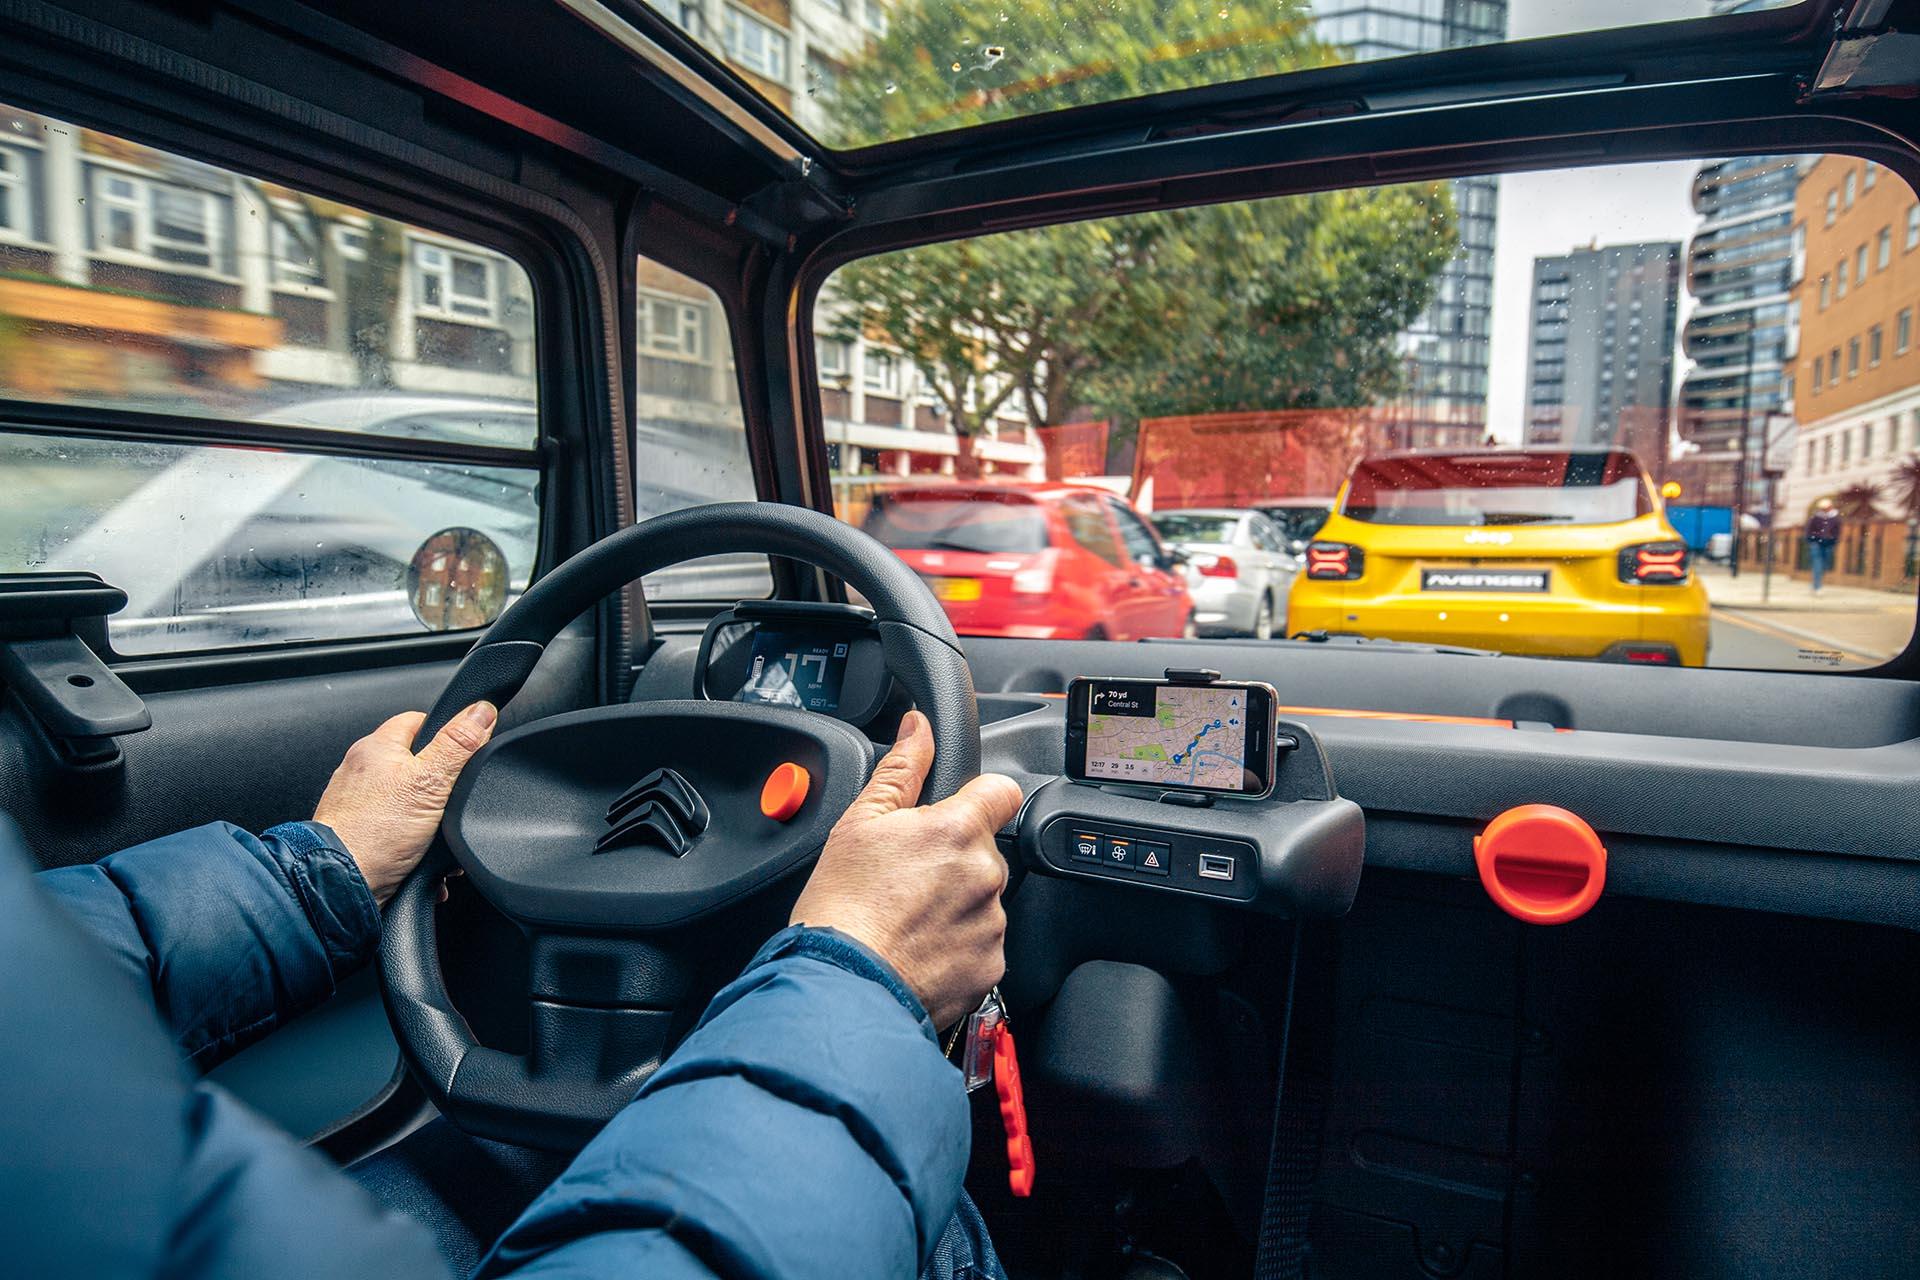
[1474, 804, 1606, 925]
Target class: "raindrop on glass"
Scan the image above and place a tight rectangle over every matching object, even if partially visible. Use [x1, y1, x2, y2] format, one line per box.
[884, 82, 898, 94]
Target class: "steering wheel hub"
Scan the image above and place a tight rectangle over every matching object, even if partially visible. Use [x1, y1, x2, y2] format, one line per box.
[443, 701, 872, 931]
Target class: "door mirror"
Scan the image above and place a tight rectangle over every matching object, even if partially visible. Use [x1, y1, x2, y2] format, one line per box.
[407, 528, 510, 632]
[1289, 538, 1308, 556]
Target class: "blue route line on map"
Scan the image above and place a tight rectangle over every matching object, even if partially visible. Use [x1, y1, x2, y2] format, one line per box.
[1170, 718, 1226, 768]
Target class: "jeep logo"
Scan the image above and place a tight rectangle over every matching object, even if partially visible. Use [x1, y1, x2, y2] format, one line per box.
[1463, 530, 1514, 545]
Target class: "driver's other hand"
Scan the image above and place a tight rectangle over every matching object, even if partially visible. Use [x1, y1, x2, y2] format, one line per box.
[312, 703, 497, 907]
[790, 709, 1025, 1030]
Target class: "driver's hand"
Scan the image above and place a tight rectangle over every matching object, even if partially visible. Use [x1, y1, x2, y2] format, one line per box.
[790, 710, 1024, 1030]
[312, 703, 497, 907]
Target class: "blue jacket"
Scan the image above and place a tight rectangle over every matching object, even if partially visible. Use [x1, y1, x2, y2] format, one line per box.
[3, 816, 977, 1279]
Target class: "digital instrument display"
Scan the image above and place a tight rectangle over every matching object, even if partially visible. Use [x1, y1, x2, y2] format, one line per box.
[1066, 677, 1277, 796]
[734, 629, 851, 714]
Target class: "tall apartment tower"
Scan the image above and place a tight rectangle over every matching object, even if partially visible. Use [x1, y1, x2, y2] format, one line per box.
[1675, 155, 1808, 506]
[1311, 0, 1510, 449]
[1524, 243, 1683, 468]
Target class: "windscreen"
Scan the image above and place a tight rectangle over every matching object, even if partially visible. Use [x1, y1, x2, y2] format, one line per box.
[816, 153, 1920, 673]
[862, 495, 1049, 553]
[1342, 452, 1654, 526]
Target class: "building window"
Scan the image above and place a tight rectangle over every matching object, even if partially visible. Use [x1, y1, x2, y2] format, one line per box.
[1857, 244, 1869, 281]
[1879, 227, 1893, 269]
[268, 203, 325, 290]
[863, 348, 901, 396]
[91, 170, 222, 271]
[0, 144, 31, 243]
[722, 5, 790, 81]
[1892, 416, 1903, 455]
[1838, 260, 1849, 297]
[641, 294, 708, 360]
[1827, 189, 1839, 226]
[1900, 308, 1913, 355]
[1871, 324, 1884, 367]
[1830, 348, 1841, 383]
[1823, 436, 1834, 471]
[1849, 337, 1861, 376]
[1807, 443, 1817, 473]
[817, 337, 850, 380]
[413, 241, 499, 323]
[1813, 359, 1824, 393]
[1845, 170, 1857, 208]
[1909, 204, 1920, 251]
[863, 0, 887, 35]
[1819, 274, 1830, 309]
[1843, 430, 1853, 465]
[1865, 422, 1875, 456]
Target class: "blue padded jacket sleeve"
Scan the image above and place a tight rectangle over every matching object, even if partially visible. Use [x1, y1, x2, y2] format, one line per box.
[478, 926, 973, 1280]
[37, 820, 381, 1070]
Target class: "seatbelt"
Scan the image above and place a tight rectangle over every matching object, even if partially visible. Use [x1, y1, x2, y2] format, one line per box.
[1253, 926, 1333, 1280]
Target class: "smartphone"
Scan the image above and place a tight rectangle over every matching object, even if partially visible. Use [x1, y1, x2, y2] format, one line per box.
[1064, 676, 1280, 798]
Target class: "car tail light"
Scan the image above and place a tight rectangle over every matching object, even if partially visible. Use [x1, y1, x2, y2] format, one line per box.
[1618, 542, 1690, 584]
[1194, 554, 1239, 579]
[1305, 542, 1364, 581]
[1011, 555, 1054, 595]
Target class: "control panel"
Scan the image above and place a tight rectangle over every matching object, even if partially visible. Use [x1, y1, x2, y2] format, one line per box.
[1039, 817, 1257, 903]
[1015, 715, 1365, 918]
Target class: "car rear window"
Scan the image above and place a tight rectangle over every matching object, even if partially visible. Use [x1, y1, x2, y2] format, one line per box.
[815, 151, 1919, 671]
[1152, 514, 1238, 544]
[863, 495, 1049, 554]
[1342, 452, 1655, 526]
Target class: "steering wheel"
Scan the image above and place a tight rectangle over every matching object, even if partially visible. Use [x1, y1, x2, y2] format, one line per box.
[379, 503, 981, 1150]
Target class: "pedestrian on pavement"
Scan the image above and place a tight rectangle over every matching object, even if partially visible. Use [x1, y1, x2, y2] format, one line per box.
[1806, 497, 1842, 593]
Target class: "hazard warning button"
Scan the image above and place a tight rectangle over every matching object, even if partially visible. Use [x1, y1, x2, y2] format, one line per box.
[1136, 840, 1171, 877]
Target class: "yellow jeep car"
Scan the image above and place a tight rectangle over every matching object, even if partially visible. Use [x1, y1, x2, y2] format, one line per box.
[1289, 449, 1710, 666]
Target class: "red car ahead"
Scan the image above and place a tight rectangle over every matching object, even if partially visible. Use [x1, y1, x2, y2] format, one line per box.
[862, 482, 1194, 641]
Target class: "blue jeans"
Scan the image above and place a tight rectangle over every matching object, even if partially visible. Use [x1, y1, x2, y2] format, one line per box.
[1808, 539, 1835, 591]
[925, 1191, 1008, 1280]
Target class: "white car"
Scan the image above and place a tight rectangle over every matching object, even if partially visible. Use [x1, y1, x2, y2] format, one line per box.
[1149, 508, 1298, 639]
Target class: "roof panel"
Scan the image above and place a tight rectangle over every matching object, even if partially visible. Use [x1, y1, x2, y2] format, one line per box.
[640, 0, 1807, 152]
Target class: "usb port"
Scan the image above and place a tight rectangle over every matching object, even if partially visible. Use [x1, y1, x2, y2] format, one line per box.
[1197, 853, 1236, 882]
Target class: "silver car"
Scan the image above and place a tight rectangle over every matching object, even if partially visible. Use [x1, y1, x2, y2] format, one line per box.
[1149, 508, 1297, 639]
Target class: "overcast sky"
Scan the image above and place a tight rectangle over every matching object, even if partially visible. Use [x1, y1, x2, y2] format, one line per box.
[1479, 0, 1736, 442]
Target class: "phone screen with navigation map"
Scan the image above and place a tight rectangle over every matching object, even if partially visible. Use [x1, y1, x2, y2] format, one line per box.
[1064, 677, 1277, 797]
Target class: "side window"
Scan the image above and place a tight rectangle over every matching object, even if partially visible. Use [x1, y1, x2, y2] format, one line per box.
[0, 102, 540, 654]
[632, 256, 770, 601]
[1108, 499, 1163, 566]
[1249, 515, 1281, 553]
[1061, 496, 1123, 566]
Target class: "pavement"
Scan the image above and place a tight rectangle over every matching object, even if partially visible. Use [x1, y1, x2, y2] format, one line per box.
[1697, 563, 1916, 668]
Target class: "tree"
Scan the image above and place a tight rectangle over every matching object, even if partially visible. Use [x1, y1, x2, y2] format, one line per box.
[822, 0, 1457, 470]
[1889, 454, 1920, 521]
[1836, 480, 1885, 520]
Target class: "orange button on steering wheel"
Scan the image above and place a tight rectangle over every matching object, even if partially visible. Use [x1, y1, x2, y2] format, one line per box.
[760, 762, 811, 821]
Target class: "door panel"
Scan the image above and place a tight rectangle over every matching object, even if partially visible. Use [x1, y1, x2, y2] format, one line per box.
[0, 635, 593, 1134]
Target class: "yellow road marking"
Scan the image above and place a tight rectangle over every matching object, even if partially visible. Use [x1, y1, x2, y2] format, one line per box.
[1712, 608, 1887, 665]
